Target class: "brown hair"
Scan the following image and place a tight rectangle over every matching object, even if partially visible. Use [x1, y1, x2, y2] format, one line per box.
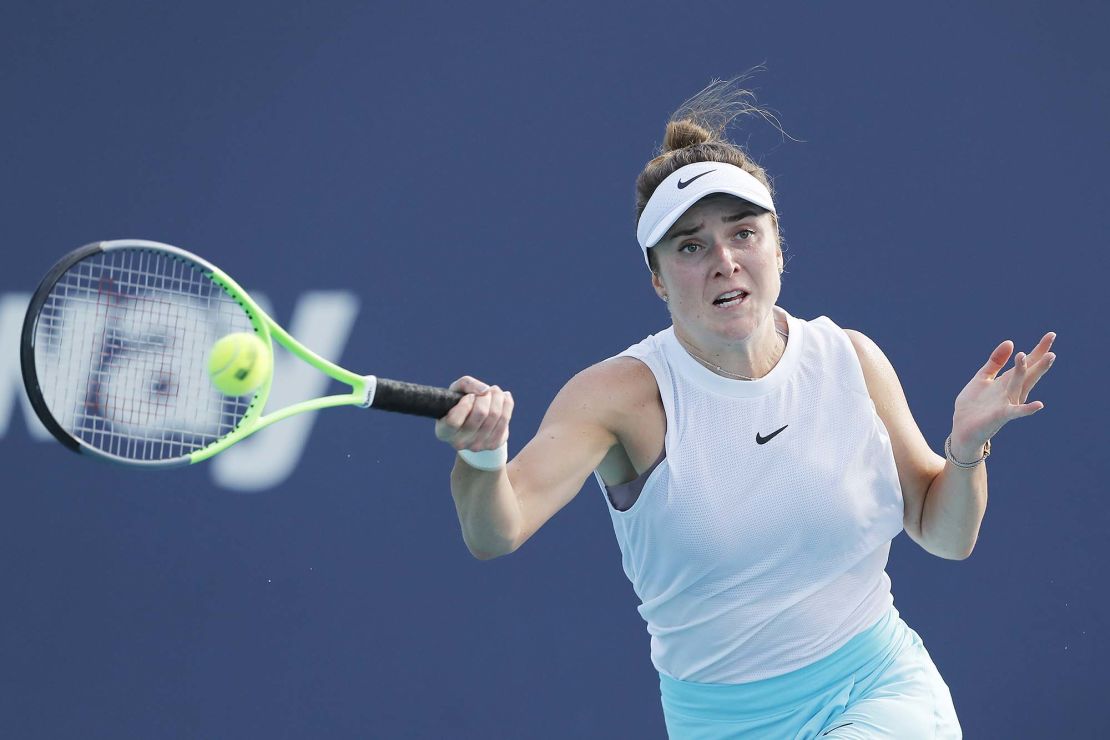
[636, 74, 787, 275]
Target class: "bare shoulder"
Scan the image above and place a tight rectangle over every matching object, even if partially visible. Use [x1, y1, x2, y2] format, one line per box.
[548, 355, 659, 427]
[842, 329, 880, 374]
[843, 330, 900, 406]
[844, 329, 919, 416]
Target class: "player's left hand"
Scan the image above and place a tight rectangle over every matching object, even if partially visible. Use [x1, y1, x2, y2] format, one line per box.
[950, 332, 1056, 454]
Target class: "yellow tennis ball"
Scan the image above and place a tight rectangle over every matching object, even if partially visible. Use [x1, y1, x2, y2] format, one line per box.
[207, 332, 272, 396]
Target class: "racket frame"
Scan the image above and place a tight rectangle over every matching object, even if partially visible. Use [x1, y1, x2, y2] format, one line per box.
[22, 239, 377, 467]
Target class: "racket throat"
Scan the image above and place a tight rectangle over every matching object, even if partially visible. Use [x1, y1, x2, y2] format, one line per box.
[357, 375, 378, 408]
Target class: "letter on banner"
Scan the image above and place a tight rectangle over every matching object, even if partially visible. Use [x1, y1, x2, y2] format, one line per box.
[0, 294, 51, 440]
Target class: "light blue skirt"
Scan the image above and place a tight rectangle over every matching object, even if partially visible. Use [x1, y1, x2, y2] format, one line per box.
[658, 607, 962, 739]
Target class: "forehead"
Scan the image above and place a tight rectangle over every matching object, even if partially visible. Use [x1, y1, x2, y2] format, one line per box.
[668, 193, 768, 232]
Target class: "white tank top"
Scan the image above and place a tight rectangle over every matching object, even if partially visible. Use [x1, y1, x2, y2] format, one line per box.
[593, 306, 905, 683]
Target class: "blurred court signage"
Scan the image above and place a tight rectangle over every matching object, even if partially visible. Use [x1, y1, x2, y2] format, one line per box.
[0, 290, 360, 491]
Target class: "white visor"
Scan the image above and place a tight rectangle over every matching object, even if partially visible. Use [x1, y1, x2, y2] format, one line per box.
[636, 161, 776, 264]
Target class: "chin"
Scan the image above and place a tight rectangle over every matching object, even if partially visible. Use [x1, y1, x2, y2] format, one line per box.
[712, 308, 768, 336]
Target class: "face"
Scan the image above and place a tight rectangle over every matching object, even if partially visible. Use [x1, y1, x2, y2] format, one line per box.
[650, 194, 783, 346]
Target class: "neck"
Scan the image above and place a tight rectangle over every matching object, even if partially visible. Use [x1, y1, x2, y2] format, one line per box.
[673, 311, 788, 381]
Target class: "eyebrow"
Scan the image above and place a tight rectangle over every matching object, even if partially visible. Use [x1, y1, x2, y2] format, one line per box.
[664, 210, 759, 241]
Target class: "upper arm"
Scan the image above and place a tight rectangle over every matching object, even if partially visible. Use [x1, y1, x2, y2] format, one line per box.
[506, 359, 643, 551]
[844, 329, 946, 548]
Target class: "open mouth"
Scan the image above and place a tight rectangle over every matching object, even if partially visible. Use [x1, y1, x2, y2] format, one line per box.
[712, 290, 749, 308]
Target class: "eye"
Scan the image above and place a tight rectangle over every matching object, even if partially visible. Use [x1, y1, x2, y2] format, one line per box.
[679, 242, 702, 254]
[735, 228, 755, 240]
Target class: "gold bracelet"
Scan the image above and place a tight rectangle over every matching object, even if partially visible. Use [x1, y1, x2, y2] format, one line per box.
[945, 435, 991, 468]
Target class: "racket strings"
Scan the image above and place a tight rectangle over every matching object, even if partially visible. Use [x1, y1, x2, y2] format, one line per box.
[35, 248, 256, 462]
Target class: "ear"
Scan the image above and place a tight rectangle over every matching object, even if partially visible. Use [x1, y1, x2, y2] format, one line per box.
[651, 270, 667, 301]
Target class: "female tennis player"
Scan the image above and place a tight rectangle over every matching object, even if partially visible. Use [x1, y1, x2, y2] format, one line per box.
[435, 79, 1056, 738]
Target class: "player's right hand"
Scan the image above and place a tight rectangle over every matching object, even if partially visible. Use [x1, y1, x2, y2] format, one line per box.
[435, 376, 513, 453]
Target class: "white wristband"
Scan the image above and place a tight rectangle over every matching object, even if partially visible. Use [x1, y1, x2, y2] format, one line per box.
[457, 444, 508, 471]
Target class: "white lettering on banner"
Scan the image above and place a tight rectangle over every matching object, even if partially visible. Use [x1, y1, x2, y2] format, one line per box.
[0, 293, 51, 440]
[0, 290, 360, 492]
[210, 291, 360, 492]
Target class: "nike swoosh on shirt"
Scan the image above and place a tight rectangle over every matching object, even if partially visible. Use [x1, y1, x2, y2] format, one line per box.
[755, 425, 788, 445]
[677, 170, 715, 189]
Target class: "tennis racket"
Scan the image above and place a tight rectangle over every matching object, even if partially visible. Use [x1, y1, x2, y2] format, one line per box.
[20, 239, 464, 467]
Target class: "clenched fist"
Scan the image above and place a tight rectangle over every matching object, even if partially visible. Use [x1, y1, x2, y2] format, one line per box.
[435, 375, 514, 454]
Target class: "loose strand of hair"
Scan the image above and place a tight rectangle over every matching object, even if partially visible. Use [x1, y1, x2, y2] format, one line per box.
[668, 67, 797, 145]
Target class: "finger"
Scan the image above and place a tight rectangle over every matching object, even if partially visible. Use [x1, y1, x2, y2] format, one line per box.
[448, 376, 492, 394]
[1005, 351, 1025, 400]
[435, 393, 476, 440]
[1019, 351, 1056, 401]
[1012, 352, 1032, 399]
[469, 387, 505, 449]
[488, 391, 514, 447]
[977, 340, 1014, 380]
[1025, 332, 1057, 364]
[446, 393, 476, 425]
[1011, 399, 1045, 418]
[456, 390, 493, 448]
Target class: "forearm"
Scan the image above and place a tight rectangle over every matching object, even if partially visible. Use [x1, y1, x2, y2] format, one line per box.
[450, 457, 523, 560]
[920, 433, 988, 560]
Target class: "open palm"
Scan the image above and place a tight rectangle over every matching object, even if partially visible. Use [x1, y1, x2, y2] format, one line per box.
[952, 332, 1056, 449]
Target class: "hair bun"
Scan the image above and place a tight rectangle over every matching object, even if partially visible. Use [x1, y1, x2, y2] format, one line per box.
[662, 119, 712, 152]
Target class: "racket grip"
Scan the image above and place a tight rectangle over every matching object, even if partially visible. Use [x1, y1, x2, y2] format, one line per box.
[368, 377, 466, 419]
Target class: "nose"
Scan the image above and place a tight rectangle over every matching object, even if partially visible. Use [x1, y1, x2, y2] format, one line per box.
[708, 239, 740, 277]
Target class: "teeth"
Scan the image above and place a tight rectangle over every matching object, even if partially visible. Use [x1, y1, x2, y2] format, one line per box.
[714, 290, 747, 306]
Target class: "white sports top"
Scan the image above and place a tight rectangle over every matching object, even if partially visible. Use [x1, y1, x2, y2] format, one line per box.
[593, 306, 905, 684]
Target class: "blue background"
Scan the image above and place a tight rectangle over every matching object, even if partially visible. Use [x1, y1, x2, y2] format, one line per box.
[1, 1, 1106, 737]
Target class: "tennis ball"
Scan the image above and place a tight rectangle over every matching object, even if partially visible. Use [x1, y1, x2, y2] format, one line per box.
[207, 332, 271, 396]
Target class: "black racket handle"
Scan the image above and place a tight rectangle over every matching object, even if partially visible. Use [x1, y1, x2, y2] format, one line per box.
[370, 378, 466, 419]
